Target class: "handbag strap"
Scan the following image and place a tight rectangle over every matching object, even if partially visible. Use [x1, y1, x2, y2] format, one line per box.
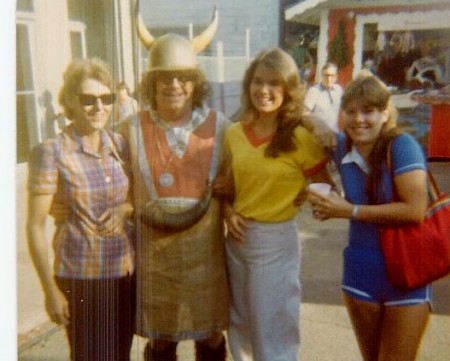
[387, 138, 442, 203]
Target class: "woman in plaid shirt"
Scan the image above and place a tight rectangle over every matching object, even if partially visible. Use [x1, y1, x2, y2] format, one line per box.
[26, 58, 135, 361]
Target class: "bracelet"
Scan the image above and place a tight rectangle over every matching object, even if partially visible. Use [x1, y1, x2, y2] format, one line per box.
[351, 205, 360, 219]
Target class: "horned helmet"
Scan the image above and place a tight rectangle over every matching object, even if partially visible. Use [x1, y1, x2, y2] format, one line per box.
[135, 1, 218, 71]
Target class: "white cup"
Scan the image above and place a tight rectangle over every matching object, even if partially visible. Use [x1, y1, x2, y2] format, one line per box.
[308, 183, 332, 196]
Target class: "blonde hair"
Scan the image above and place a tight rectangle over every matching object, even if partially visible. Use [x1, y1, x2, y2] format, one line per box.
[58, 58, 113, 120]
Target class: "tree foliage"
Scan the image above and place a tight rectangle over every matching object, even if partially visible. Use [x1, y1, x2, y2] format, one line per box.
[328, 20, 349, 69]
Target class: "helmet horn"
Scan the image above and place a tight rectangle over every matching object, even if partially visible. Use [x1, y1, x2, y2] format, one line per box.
[191, 7, 219, 53]
[134, 0, 218, 53]
[134, 0, 154, 49]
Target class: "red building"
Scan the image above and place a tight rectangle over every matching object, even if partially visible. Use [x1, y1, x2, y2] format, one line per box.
[286, 0, 450, 87]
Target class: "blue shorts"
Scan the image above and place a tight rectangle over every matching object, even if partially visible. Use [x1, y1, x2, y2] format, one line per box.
[342, 247, 432, 306]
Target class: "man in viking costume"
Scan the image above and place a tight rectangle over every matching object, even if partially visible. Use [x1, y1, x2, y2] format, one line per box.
[121, 4, 229, 361]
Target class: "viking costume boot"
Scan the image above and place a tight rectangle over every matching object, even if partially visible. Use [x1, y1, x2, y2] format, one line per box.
[195, 338, 226, 361]
[144, 341, 177, 361]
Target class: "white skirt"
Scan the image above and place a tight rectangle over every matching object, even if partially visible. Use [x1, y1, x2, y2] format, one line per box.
[226, 218, 301, 361]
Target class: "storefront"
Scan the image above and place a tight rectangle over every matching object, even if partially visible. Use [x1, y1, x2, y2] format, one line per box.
[286, 1, 450, 86]
[286, 0, 450, 157]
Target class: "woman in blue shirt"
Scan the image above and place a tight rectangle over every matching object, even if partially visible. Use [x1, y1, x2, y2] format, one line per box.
[307, 75, 430, 361]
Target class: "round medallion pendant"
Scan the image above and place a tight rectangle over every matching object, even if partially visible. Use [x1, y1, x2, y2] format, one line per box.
[159, 172, 175, 187]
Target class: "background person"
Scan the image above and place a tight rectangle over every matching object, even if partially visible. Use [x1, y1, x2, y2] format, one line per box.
[121, 10, 230, 361]
[406, 39, 444, 89]
[307, 75, 430, 361]
[113, 81, 139, 127]
[377, 32, 417, 89]
[302, 62, 342, 148]
[302, 62, 343, 191]
[26, 58, 135, 361]
[217, 48, 334, 361]
[303, 62, 342, 130]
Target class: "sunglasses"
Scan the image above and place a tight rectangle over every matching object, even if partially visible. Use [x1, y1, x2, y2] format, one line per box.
[155, 72, 194, 84]
[78, 93, 116, 106]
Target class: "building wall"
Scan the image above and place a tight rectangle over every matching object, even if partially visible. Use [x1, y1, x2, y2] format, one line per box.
[139, 0, 281, 57]
[16, 0, 71, 159]
[16, 0, 137, 163]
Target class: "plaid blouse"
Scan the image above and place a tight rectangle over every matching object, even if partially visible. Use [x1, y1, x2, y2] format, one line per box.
[28, 125, 135, 279]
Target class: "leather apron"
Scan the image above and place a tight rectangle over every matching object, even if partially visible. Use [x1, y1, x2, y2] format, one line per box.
[126, 108, 229, 341]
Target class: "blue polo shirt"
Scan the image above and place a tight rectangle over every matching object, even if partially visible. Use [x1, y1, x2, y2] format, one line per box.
[332, 132, 430, 303]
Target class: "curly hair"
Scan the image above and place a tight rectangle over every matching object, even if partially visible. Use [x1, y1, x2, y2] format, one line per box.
[139, 68, 211, 109]
[341, 75, 403, 204]
[235, 47, 305, 158]
[58, 58, 114, 120]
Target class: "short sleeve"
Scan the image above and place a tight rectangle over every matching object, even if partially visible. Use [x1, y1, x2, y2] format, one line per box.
[28, 140, 58, 195]
[391, 134, 427, 176]
[303, 86, 319, 113]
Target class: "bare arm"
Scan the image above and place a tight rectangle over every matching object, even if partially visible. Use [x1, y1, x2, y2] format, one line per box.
[26, 193, 70, 325]
[307, 169, 428, 224]
[223, 202, 247, 243]
[301, 114, 337, 149]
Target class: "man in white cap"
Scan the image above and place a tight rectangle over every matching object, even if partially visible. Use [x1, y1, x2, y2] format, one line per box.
[120, 7, 229, 361]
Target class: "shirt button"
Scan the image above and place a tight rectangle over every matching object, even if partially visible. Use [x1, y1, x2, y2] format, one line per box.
[105, 176, 111, 183]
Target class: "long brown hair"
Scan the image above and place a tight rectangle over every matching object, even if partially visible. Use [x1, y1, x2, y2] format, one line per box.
[342, 75, 403, 203]
[235, 48, 305, 158]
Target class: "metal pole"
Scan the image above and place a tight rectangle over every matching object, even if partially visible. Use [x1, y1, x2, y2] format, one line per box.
[188, 23, 193, 40]
[246, 28, 251, 62]
[217, 41, 225, 113]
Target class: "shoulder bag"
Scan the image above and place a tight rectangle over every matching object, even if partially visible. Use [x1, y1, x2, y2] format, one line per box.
[381, 142, 450, 290]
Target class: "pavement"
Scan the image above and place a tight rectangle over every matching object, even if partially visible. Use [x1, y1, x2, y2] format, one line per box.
[16, 161, 450, 361]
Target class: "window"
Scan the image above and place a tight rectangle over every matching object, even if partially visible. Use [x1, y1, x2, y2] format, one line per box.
[17, 0, 34, 12]
[69, 21, 87, 59]
[16, 21, 39, 163]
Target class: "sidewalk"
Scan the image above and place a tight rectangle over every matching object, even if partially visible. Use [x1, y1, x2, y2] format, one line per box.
[17, 162, 450, 360]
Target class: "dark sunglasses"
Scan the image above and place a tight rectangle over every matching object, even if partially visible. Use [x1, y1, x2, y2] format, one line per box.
[155, 72, 194, 84]
[78, 93, 116, 106]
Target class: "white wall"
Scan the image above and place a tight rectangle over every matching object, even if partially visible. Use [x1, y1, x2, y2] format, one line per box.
[139, 0, 281, 57]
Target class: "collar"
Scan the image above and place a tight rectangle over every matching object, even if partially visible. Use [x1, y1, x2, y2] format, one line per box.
[64, 125, 113, 158]
[319, 83, 336, 92]
[341, 145, 371, 174]
[149, 106, 209, 131]
[150, 107, 211, 158]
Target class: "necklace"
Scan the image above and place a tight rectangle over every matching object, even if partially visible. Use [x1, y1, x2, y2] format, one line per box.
[155, 132, 176, 187]
[151, 108, 209, 189]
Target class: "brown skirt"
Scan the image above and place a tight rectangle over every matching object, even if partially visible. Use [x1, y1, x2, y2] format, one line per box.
[135, 198, 229, 341]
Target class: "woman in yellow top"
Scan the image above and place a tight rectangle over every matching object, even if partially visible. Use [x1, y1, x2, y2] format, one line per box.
[218, 48, 333, 361]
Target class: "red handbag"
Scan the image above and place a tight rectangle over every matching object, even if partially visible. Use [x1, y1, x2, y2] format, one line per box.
[381, 146, 450, 290]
